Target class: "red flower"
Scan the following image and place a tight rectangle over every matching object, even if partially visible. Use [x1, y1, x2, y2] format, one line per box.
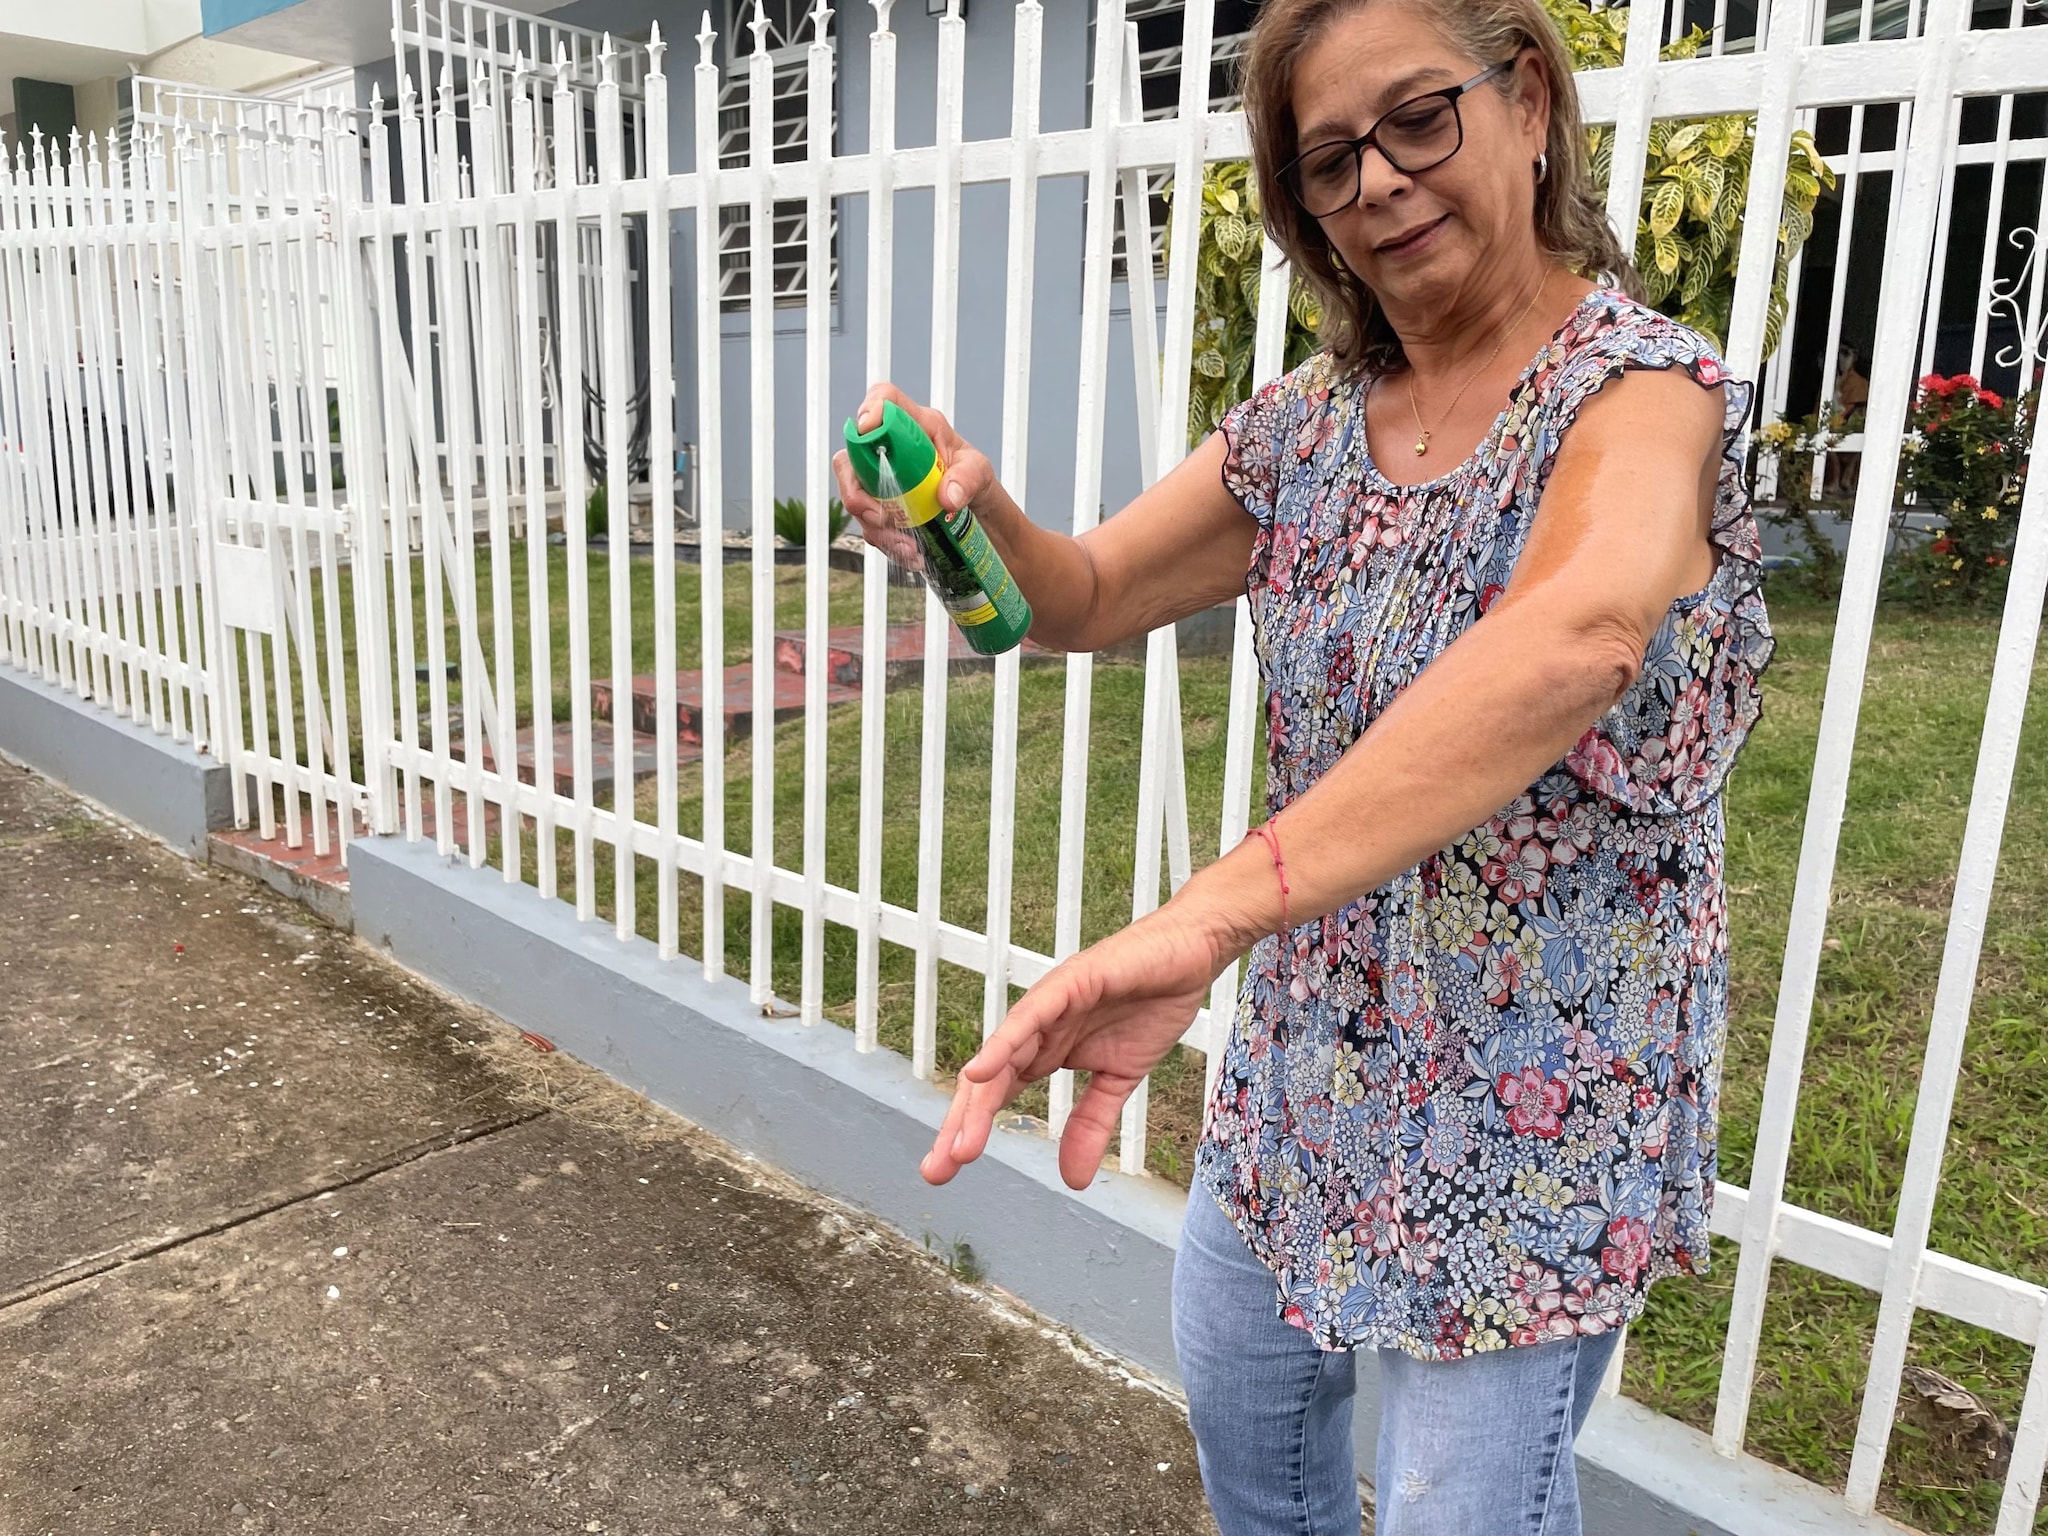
[1497, 1067, 1569, 1138]
[1601, 1216, 1654, 1285]
[1988, 555, 2009, 568]
[1931, 536, 1954, 555]
[1979, 390, 2005, 410]
[1955, 374, 1981, 392]
[1919, 373, 1946, 395]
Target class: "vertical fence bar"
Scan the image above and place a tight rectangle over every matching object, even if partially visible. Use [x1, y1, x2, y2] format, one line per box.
[23, 136, 84, 697]
[470, 75, 522, 883]
[800, 0, 834, 1026]
[647, 25, 680, 960]
[1048, 0, 1127, 1132]
[1713, 0, 1967, 1462]
[597, 39, 637, 935]
[694, 13, 729, 978]
[122, 128, 183, 736]
[235, 127, 299, 848]
[980, 0, 1044, 1043]
[1844, 310, 2048, 1515]
[1204, 233, 1290, 1106]
[0, 151, 31, 678]
[270, 126, 334, 856]
[1603, 0, 1667, 253]
[373, 88, 426, 838]
[180, 127, 248, 806]
[434, 70, 489, 861]
[911, 0, 967, 1079]
[3, 142, 68, 692]
[1119, 0, 1216, 1175]
[853, 0, 897, 1051]
[1997, 1306, 2048, 1536]
[81, 136, 151, 728]
[746, 0, 778, 1007]
[400, 86, 455, 851]
[155, 128, 210, 748]
[54, 138, 116, 711]
[510, 63, 558, 880]
[554, 51, 600, 914]
[332, 101, 399, 841]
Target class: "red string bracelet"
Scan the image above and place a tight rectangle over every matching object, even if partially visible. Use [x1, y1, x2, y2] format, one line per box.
[1250, 820, 1291, 955]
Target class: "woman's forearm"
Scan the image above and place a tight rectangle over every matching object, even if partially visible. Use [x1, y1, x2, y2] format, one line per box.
[959, 480, 1106, 652]
[1167, 602, 1642, 967]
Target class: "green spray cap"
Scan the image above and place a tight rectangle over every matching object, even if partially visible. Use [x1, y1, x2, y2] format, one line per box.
[842, 400, 938, 496]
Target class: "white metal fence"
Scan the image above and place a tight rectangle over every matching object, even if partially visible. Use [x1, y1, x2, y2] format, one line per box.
[4, 0, 2048, 1528]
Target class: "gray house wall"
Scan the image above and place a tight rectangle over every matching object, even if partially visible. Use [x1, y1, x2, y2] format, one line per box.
[370, 0, 1170, 535]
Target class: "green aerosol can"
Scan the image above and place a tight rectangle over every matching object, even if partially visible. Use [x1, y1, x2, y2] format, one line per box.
[842, 402, 1032, 656]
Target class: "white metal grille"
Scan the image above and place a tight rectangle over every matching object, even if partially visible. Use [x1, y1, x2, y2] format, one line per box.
[718, 3, 837, 308]
[1110, 0, 1257, 282]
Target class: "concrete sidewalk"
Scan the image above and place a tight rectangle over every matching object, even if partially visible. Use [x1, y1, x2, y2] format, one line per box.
[0, 759, 1218, 1536]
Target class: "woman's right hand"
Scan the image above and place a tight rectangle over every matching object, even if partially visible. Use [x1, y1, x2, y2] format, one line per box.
[830, 382, 1000, 575]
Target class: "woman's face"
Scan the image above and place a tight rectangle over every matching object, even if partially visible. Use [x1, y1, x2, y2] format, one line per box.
[1288, 3, 1550, 326]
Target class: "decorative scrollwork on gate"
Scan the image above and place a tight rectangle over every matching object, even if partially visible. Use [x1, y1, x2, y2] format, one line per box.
[1987, 225, 2048, 370]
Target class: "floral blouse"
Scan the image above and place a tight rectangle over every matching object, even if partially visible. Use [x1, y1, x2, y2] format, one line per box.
[1197, 289, 1775, 1361]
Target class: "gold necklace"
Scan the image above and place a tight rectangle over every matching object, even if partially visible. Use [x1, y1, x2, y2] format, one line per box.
[1405, 276, 1551, 458]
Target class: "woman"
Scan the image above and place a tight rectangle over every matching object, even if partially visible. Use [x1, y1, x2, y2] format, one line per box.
[832, 0, 1771, 1531]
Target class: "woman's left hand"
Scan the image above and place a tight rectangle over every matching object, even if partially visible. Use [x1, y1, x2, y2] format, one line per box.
[919, 906, 1236, 1191]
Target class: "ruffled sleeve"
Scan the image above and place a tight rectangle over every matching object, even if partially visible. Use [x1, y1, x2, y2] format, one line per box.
[1538, 305, 1777, 817]
[1218, 352, 1339, 531]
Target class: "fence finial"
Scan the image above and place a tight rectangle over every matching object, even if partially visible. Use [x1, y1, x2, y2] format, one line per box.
[697, 9, 716, 62]
[871, 0, 894, 30]
[810, 0, 832, 45]
[648, 18, 666, 70]
[600, 33, 618, 85]
[750, 0, 770, 50]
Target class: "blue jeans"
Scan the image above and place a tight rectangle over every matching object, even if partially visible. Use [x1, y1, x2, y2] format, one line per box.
[1172, 1188, 1622, 1536]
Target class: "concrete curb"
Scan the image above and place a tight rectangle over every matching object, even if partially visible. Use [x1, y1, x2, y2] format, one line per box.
[0, 667, 230, 858]
[345, 835, 1915, 1536]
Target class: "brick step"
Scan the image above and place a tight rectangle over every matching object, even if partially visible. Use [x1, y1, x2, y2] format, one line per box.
[592, 664, 862, 741]
[772, 622, 1049, 686]
[463, 720, 703, 798]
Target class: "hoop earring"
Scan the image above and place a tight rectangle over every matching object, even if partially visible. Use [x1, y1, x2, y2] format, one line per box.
[1535, 151, 1549, 184]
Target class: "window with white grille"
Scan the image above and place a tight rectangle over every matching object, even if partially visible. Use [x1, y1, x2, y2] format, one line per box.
[718, 0, 838, 308]
[1111, 0, 1262, 284]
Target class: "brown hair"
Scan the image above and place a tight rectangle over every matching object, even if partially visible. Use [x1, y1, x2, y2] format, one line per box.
[1239, 0, 1643, 376]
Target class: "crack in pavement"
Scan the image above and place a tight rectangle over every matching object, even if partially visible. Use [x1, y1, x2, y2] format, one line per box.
[0, 1107, 549, 1312]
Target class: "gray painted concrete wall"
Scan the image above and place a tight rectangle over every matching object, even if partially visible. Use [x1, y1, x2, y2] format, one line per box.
[0, 670, 232, 858]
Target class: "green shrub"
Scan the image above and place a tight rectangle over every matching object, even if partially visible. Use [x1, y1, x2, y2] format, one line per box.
[773, 496, 849, 547]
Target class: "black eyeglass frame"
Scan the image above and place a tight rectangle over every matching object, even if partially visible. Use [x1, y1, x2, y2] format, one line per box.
[1279, 60, 1516, 218]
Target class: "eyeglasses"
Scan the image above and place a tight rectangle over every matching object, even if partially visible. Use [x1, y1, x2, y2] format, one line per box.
[1279, 61, 1513, 218]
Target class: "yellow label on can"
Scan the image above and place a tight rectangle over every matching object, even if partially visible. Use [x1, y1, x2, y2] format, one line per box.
[887, 460, 948, 527]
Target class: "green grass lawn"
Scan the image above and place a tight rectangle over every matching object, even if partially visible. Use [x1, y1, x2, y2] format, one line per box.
[248, 541, 2048, 1533]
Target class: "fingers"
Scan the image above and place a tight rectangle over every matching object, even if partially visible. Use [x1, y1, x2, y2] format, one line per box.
[936, 447, 996, 516]
[1057, 1070, 1143, 1191]
[919, 1057, 1018, 1186]
[852, 381, 952, 451]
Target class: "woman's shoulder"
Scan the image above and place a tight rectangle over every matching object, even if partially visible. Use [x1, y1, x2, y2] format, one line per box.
[1236, 348, 1355, 419]
[1551, 289, 1736, 384]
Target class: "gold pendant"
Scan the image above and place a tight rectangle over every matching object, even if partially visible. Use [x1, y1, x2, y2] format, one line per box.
[1413, 436, 1429, 457]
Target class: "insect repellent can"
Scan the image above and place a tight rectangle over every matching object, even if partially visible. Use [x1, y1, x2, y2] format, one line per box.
[842, 402, 1032, 656]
